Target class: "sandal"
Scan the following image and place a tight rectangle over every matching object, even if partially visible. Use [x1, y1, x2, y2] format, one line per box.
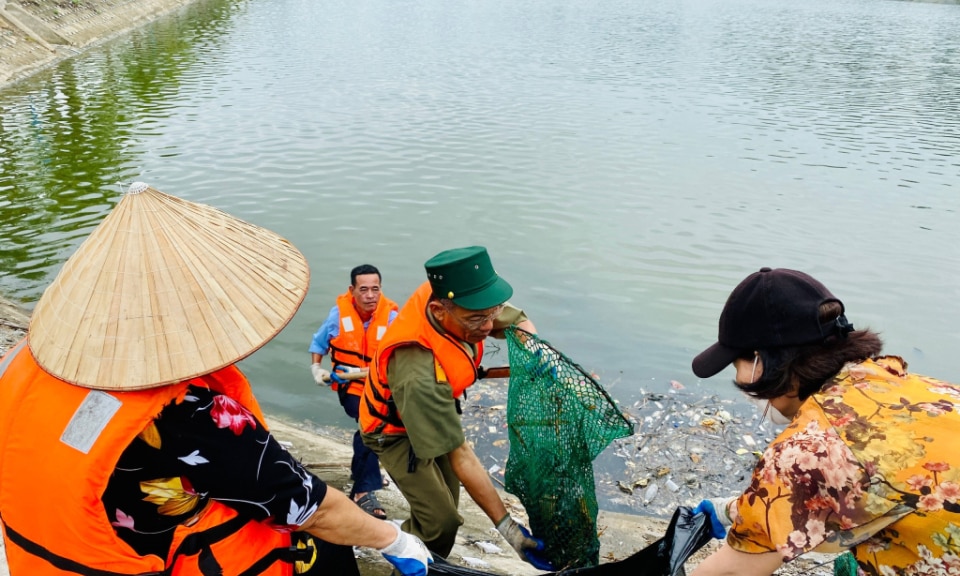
[354, 492, 388, 520]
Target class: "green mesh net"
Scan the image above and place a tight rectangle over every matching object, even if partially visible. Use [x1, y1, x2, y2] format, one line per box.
[834, 552, 859, 576]
[504, 327, 634, 569]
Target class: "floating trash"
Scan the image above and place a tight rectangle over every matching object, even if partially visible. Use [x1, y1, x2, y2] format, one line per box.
[642, 483, 659, 504]
[462, 362, 772, 520]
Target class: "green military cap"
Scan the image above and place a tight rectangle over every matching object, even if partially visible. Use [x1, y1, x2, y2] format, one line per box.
[424, 246, 513, 311]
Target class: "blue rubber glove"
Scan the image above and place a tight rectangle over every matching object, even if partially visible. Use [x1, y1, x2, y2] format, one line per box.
[378, 523, 432, 576]
[496, 515, 555, 571]
[693, 498, 733, 540]
[329, 369, 348, 386]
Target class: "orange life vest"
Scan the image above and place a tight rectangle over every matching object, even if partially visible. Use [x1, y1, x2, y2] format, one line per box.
[359, 282, 483, 435]
[0, 340, 316, 576]
[329, 292, 398, 397]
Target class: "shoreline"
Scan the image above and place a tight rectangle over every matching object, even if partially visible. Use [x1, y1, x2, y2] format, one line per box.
[0, 0, 204, 89]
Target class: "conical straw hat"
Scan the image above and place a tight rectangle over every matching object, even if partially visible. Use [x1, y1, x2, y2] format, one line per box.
[28, 183, 310, 391]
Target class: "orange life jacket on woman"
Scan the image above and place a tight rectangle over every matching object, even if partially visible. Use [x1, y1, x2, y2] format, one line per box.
[0, 340, 315, 576]
[359, 282, 483, 435]
[329, 292, 398, 397]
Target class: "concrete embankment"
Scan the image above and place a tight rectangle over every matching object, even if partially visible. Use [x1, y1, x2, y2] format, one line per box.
[0, 0, 202, 88]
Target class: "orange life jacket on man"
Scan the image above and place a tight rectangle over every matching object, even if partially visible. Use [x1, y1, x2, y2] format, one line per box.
[0, 340, 316, 576]
[359, 282, 483, 435]
[329, 292, 398, 397]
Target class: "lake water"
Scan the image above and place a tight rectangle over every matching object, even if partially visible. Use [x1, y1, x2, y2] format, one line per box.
[1, 0, 958, 432]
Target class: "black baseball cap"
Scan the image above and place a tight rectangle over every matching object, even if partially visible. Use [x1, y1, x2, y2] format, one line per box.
[692, 268, 849, 378]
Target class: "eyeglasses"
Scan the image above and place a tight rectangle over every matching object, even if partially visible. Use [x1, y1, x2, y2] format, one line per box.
[444, 303, 505, 331]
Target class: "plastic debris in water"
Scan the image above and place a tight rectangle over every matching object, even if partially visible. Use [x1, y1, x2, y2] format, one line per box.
[642, 483, 658, 504]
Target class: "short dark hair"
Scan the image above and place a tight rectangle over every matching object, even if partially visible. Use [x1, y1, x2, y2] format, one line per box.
[350, 264, 381, 286]
[737, 301, 884, 401]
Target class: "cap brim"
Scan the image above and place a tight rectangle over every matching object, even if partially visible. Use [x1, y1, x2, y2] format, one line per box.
[692, 341, 740, 379]
[452, 276, 513, 310]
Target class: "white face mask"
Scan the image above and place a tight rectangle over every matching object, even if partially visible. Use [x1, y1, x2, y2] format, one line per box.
[745, 396, 792, 425]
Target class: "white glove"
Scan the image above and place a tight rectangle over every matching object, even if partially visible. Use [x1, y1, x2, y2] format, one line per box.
[378, 523, 432, 576]
[693, 496, 737, 540]
[709, 496, 736, 527]
[310, 363, 330, 386]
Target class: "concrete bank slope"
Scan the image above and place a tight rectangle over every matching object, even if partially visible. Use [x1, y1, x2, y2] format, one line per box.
[0, 0, 201, 88]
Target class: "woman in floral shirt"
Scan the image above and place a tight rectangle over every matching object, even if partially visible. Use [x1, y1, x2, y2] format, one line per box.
[689, 268, 960, 576]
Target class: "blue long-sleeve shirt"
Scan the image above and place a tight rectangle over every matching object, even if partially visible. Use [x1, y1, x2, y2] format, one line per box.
[308, 304, 399, 357]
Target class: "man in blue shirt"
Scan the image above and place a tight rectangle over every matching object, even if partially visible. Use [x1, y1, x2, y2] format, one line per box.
[309, 264, 399, 520]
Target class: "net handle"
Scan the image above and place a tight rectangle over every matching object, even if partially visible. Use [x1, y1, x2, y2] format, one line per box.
[478, 365, 510, 379]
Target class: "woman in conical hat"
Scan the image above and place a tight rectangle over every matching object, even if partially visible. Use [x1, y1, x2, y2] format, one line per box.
[0, 183, 430, 576]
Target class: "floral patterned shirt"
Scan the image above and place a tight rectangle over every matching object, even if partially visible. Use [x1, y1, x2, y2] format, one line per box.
[729, 356, 960, 576]
[102, 385, 327, 558]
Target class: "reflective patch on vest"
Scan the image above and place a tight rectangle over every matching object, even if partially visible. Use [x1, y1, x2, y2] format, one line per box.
[377, 325, 386, 341]
[341, 316, 355, 333]
[0, 339, 27, 380]
[61, 390, 122, 454]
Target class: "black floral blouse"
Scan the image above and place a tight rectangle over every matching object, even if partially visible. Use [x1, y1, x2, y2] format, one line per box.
[102, 385, 326, 557]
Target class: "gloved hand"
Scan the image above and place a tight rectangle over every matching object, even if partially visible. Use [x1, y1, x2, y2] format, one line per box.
[523, 340, 558, 380]
[496, 515, 554, 571]
[693, 497, 736, 539]
[378, 523, 432, 576]
[310, 363, 330, 386]
[329, 367, 348, 386]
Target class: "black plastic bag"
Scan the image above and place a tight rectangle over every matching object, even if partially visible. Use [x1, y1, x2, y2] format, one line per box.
[429, 506, 714, 576]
